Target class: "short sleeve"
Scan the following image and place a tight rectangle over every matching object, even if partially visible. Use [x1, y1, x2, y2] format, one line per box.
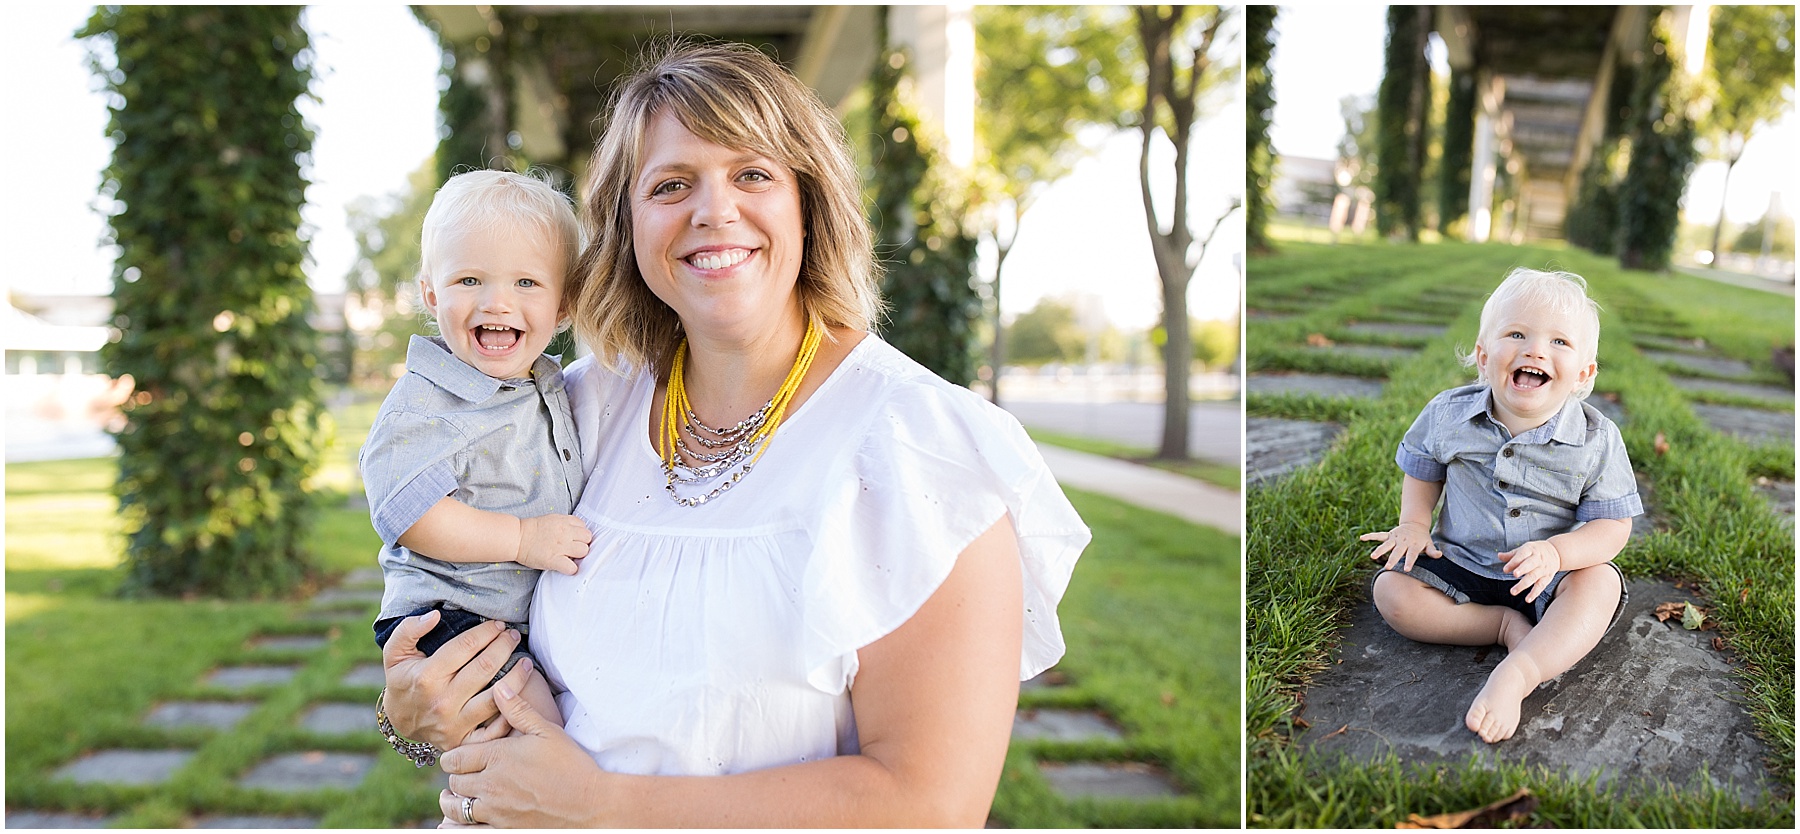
[798, 384, 1090, 695]
[1576, 424, 1643, 521]
[359, 409, 464, 546]
[1396, 398, 1447, 482]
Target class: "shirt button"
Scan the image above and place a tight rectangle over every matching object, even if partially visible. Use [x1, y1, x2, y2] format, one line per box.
[1509, 508, 1522, 518]
[1502, 448, 1514, 458]
[1498, 480, 1509, 490]
[562, 449, 571, 461]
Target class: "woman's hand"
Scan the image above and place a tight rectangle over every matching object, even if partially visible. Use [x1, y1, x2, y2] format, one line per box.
[381, 611, 535, 750]
[439, 681, 605, 828]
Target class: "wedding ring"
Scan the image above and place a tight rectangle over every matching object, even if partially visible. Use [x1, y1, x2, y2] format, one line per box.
[460, 794, 477, 826]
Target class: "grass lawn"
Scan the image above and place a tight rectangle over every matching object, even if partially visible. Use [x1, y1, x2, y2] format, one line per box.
[1025, 427, 1243, 491]
[6, 392, 1240, 826]
[1246, 241, 1794, 828]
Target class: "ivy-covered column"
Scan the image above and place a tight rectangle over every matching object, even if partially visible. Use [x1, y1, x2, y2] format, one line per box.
[1374, 5, 1429, 241]
[1436, 65, 1476, 236]
[82, 7, 327, 597]
[867, 48, 982, 386]
[1246, 5, 1278, 254]
[1617, 20, 1698, 271]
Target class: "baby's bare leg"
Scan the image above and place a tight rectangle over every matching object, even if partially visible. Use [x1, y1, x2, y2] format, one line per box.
[1373, 571, 1532, 648]
[1466, 564, 1620, 743]
[511, 666, 564, 733]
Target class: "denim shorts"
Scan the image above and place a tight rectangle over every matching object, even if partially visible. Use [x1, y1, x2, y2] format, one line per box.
[373, 604, 532, 683]
[1376, 557, 1629, 630]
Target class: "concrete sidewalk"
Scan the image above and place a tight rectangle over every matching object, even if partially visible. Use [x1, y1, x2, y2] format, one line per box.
[1036, 442, 1241, 536]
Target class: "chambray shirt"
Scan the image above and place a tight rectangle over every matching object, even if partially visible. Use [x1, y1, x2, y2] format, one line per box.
[1396, 383, 1642, 581]
[361, 335, 585, 624]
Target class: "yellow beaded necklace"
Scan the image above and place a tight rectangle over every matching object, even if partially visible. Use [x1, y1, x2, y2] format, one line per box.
[659, 319, 822, 506]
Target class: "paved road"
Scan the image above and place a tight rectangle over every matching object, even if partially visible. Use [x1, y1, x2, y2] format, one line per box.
[1003, 400, 1240, 465]
[1036, 443, 1240, 536]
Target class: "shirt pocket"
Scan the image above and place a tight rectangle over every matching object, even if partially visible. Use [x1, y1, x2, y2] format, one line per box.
[1517, 463, 1583, 510]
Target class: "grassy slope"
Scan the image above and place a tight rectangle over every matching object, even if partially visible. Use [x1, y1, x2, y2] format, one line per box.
[1245, 242, 1795, 828]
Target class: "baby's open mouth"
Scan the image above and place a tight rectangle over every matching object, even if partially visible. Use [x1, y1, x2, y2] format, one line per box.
[1512, 367, 1549, 389]
[475, 324, 521, 351]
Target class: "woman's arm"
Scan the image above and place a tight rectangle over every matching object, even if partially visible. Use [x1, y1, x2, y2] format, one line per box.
[438, 515, 1025, 827]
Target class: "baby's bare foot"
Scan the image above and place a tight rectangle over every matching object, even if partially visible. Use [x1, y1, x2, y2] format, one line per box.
[1465, 662, 1534, 743]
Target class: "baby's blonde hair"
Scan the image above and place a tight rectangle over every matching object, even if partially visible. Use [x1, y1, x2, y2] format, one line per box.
[420, 169, 584, 314]
[1460, 267, 1602, 399]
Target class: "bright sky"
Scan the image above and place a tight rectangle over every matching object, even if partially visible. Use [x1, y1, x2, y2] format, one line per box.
[3, 5, 1238, 333]
[1268, 3, 1794, 228]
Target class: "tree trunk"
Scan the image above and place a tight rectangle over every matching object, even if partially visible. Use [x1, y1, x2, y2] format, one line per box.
[988, 238, 1013, 406]
[1158, 275, 1192, 460]
[1709, 153, 1741, 260]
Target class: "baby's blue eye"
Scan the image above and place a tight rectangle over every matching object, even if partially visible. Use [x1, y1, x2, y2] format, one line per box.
[458, 277, 479, 286]
[1505, 331, 1523, 339]
[518, 278, 537, 288]
[1553, 337, 1568, 346]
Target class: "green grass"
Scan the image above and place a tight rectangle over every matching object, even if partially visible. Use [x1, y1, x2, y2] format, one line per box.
[1246, 242, 1795, 828]
[7, 392, 1239, 827]
[1025, 427, 1242, 491]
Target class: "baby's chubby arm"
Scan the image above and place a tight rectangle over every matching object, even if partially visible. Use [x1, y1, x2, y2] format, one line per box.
[1359, 474, 1444, 571]
[397, 499, 591, 576]
[1501, 517, 1631, 603]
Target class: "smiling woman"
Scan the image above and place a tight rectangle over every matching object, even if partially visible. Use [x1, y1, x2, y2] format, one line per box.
[378, 41, 1091, 828]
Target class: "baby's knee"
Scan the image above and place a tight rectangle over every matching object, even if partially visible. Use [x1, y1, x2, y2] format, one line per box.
[1372, 570, 1422, 619]
[1562, 563, 1622, 596]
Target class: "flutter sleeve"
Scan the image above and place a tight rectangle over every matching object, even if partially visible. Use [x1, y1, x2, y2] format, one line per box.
[798, 382, 1091, 695]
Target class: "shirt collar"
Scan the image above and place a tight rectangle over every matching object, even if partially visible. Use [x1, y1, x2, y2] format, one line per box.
[1454, 385, 1587, 446]
[406, 335, 561, 403]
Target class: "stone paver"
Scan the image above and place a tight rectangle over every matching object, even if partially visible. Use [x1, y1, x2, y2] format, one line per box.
[1691, 403, 1793, 446]
[310, 588, 383, 607]
[194, 815, 322, 828]
[1038, 762, 1181, 799]
[1035, 444, 1240, 535]
[52, 749, 195, 786]
[1672, 376, 1794, 404]
[299, 703, 372, 735]
[343, 567, 384, 588]
[238, 752, 376, 792]
[1247, 417, 1344, 485]
[1633, 334, 1713, 354]
[295, 607, 366, 624]
[1756, 478, 1794, 522]
[341, 663, 386, 689]
[1644, 350, 1755, 378]
[1020, 669, 1070, 693]
[206, 665, 300, 691]
[1309, 343, 1419, 362]
[1588, 394, 1626, 427]
[3, 811, 118, 828]
[143, 701, 257, 730]
[1013, 709, 1125, 742]
[1248, 372, 1384, 400]
[1344, 322, 1447, 339]
[251, 634, 331, 653]
[1294, 579, 1777, 804]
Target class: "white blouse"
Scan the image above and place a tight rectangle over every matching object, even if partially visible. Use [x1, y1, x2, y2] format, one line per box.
[530, 335, 1089, 776]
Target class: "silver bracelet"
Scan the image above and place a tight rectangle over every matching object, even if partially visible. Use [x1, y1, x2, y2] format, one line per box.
[376, 687, 442, 768]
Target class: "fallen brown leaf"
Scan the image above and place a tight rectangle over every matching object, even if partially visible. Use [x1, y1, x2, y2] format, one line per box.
[1160, 691, 1176, 706]
[1653, 601, 1685, 622]
[1653, 432, 1670, 456]
[1712, 636, 1726, 651]
[1741, 582, 1752, 604]
[1292, 716, 1311, 729]
[1321, 724, 1348, 740]
[1307, 332, 1335, 348]
[1396, 787, 1537, 829]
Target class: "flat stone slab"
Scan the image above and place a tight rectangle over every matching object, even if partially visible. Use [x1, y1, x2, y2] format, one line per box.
[1294, 579, 1778, 804]
[1634, 334, 1712, 354]
[1691, 403, 1793, 446]
[238, 752, 376, 792]
[310, 588, 383, 607]
[251, 634, 331, 652]
[1587, 393, 1626, 426]
[194, 816, 322, 828]
[1020, 669, 1071, 693]
[206, 665, 300, 691]
[1308, 343, 1419, 362]
[1756, 478, 1794, 522]
[53, 749, 195, 786]
[1039, 762, 1182, 799]
[1247, 417, 1344, 485]
[143, 701, 257, 730]
[1673, 376, 1794, 404]
[1013, 709, 1125, 742]
[1248, 373, 1384, 400]
[299, 702, 372, 735]
[343, 567, 384, 588]
[1644, 350, 1755, 378]
[295, 607, 366, 624]
[1344, 322, 1447, 339]
[341, 663, 386, 689]
[4, 811, 118, 828]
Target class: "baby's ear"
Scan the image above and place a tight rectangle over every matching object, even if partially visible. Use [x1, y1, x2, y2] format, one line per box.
[417, 276, 439, 316]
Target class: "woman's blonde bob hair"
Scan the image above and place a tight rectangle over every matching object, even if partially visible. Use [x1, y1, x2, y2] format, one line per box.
[571, 40, 883, 373]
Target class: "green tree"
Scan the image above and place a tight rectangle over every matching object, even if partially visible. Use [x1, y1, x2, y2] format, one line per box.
[1731, 207, 1796, 258]
[1191, 317, 1238, 373]
[81, 6, 327, 597]
[974, 5, 1136, 404]
[1374, 4, 1429, 241]
[1245, 5, 1277, 254]
[344, 158, 437, 386]
[1436, 65, 1476, 236]
[1134, 5, 1239, 460]
[1701, 5, 1795, 258]
[1618, 16, 1699, 272]
[1005, 298, 1084, 365]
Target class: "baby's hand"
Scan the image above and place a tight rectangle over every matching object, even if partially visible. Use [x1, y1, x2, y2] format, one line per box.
[1500, 540, 1562, 603]
[516, 514, 592, 575]
[1360, 521, 1442, 572]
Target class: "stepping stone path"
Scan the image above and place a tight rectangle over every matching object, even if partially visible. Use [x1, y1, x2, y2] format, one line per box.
[3, 811, 118, 828]
[206, 665, 301, 691]
[1691, 403, 1793, 446]
[1634, 334, 1712, 354]
[1248, 372, 1385, 400]
[1643, 350, 1756, 378]
[238, 752, 376, 792]
[1756, 477, 1794, 523]
[143, 701, 257, 730]
[53, 749, 194, 786]
[1673, 376, 1794, 404]
[1293, 579, 1778, 805]
[1306, 343, 1419, 362]
[342, 663, 387, 689]
[299, 703, 373, 735]
[1037, 762, 1182, 798]
[311, 588, 384, 607]
[1588, 393, 1627, 426]
[194, 815, 322, 828]
[1012, 709, 1125, 742]
[1247, 418, 1344, 486]
[1344, 322, 1447, 339]
[252, 634, 332, 652]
